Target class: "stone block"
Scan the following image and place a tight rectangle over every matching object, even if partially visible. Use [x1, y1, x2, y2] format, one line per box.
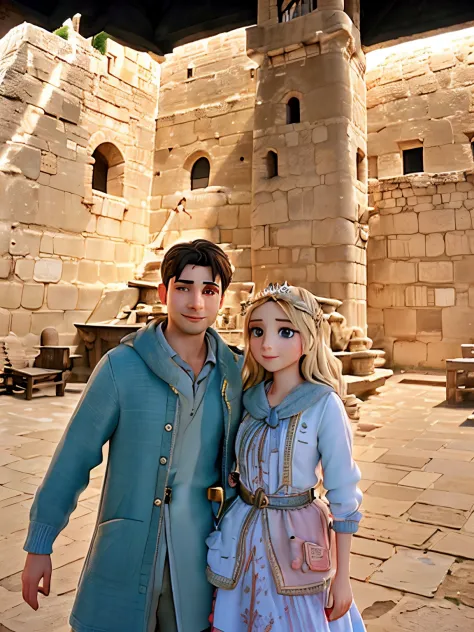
[31, 311, 64, 335]
[33, 258, 62, 283]
[14, 259, 35, 281]
[369, 260, 417, 284]
[40, 232, 54, 254]
[0, 258, 12, 279]
[61, 261, 79, 283]
[418, 209, 455, 234]
[312, 218, 356, 246]
[253, 191, 288, 226]
[312, 126, 328, 144]
[367, 237, 387, 260]
[21, 283, 45, 310]
[9, 227, 41, 257]
[393, 212, 418, 234]
[97, 216, 122, 239]
[49, 158, 85, 197]
[0, 173, 39, 224]
[53, 234, 85, 258]
[10, 310, 32, 337]
[406, 286, 428, 307]
[271, 221, 312, 247]
[442, 307, 474, 338]
[393, 340, 427, 366]
[0, 308, 11, 336]
[445, 231, 470, 256]
[99, 263, 119, 284]
[252, 226, 266, 250]
[456, 209, 472, 231]
[426, 233, 445, 257]
[0, 281, 22, 309]
[77, 260, 100, 284]
[77, 285, 104, 310]
[7, 143, 41, 180]
[316, 244, 361, 263]
[114, 242, 132, 263]
[417, 309, 442, 334]
[218, 207, 239, 229]
[384, 308, 417, 338]
[419, 262, 453, 283]
[433, 288, 455, 307]
[84, 238, 116, 262]
[317, 262, 357, 283]
[454, 258, 474, 283]
[47, 283, 78, 310]
[426, 341, 463, 367]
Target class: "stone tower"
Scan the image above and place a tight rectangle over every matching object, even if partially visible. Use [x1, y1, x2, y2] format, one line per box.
[247, 0, 367, 330]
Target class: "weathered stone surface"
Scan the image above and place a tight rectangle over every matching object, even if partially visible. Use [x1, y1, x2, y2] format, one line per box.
[408, 503, 467, 529]
[53, 234, 85, 258]
[430, 532, 474, 560]
[438, 559, 474, 607]
[21, 283, 44, 310]
[358, 515, 437, 547]
[399, 471, 441, 489]
[0, 281, 22, 309]
[362, 494, 415, 518]
[366, 595, 474, 632]
[370, 548, 455, 597]
[14, 259, 34, 281]
[351, 553, 383, 581]
[33, 258, 62, 283]
[47, 283, 78, 311]
[416, 488, 474, 512]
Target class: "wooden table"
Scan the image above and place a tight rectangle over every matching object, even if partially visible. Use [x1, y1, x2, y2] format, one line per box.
[446, 358, 474, 405]
[4, 367, 65, 400]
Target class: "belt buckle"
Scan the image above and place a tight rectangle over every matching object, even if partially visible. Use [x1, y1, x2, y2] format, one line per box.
[254, 488, 269, 509]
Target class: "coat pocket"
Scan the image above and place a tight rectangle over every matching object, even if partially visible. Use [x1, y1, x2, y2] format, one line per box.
[87, 518, 144, 585]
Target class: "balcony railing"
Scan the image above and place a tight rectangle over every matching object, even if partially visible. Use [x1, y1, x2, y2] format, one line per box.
[279, 0, 317, 22]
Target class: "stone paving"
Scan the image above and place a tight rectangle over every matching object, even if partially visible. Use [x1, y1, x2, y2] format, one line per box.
[0, 375, 473, 631]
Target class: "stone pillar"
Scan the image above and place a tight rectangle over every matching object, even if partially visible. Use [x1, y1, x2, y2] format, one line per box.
[247, 0, 368, 330]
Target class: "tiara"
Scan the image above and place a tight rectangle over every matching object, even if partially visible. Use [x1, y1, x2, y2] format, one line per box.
[246, 282, 323, 326]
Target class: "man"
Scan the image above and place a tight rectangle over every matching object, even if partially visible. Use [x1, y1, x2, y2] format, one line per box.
[22, 239, 243, 632]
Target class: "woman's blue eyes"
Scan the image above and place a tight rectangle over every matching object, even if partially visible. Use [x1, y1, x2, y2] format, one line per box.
[250, 327, 296, 339]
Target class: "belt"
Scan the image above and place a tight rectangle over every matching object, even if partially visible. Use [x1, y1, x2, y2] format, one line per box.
[239, 484, 316, 510]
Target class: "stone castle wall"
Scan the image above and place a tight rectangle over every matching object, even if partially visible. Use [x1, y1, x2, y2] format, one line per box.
[149, 27, 255, 279]
[368, 173, 474, 368]
[367, 27, 474, 178]
[366, 27, 474, 368]
[0, 24, 159, 344]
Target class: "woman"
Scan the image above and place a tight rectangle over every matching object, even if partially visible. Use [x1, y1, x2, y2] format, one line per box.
[207, 282, 365, 632]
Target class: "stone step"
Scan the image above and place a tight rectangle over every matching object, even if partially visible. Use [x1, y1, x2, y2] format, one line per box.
[346, 369, 394, 397]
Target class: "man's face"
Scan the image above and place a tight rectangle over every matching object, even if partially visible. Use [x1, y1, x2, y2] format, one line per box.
[158, 264, 224, 336]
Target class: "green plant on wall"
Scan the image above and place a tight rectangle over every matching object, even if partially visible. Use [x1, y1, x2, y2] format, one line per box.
[92, 32, 109, 54]
[53, 25, 69, 40]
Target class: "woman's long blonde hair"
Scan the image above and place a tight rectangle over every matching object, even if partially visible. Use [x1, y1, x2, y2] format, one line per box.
[242, 286, 346, 398]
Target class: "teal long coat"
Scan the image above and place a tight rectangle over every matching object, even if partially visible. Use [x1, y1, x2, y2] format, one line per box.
[24, 321, 243, 632]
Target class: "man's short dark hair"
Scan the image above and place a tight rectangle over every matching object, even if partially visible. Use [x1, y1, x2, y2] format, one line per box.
[161, 239, 233, 293]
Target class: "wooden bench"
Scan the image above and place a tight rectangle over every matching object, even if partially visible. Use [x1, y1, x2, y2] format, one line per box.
[446, 358, 474, 405]
[4, 367, 65, 400]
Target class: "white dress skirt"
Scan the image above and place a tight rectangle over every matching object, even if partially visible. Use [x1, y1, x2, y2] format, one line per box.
[211, 409, 366, 632]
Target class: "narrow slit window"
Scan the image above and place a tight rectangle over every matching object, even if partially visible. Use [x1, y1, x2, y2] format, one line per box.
[187, 66, 194, 79]
[286, 97, 300, 125]
[403, 147, 424, 175]
[267, 151, 278, 178]
[471, 141, 474, 161]
[191, 157, 210, 190]
[356, 149, 365, 182]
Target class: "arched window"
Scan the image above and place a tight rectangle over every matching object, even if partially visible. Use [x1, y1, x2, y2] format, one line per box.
[267, 151, 278, 178]
[191, 157, 210, 190]
[286, 97, 300, 124]
[92, 143, 125, 197]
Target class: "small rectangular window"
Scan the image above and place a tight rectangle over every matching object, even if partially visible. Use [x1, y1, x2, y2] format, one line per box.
[403, 147, 424, 175]
[471, 141, 474, 161]
[187, 67, 193, 79]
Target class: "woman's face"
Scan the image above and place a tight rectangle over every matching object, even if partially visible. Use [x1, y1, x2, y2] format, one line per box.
[248, 301, 303, 374]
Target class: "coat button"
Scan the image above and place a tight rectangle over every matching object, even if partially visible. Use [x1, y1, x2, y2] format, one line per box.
[160, 457, 167, 465]
[165, 424, 173, 432]
[154, 498, 162, 506]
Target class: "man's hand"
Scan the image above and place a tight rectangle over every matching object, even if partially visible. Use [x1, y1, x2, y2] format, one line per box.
[22, 553, 52, 610]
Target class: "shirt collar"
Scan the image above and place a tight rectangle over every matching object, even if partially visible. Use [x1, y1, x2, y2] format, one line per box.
[156, 321, 216, 367]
